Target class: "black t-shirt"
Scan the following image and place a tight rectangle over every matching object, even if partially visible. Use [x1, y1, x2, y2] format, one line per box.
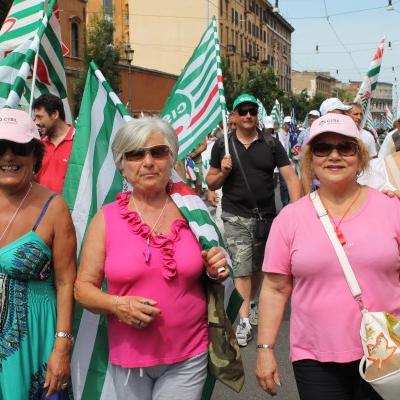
[210, 130, 290, 217]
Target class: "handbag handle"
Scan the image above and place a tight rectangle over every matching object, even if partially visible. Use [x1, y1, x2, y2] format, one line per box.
[309, 191, 365, 305]
[230, 135, 263, 219]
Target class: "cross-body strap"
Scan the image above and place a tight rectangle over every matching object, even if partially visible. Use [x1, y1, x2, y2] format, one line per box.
[309, 191, 363, 301]
[230, 135, 262, 218]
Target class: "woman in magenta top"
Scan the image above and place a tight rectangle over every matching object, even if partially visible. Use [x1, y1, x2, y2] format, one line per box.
[75, 117, 229, 400]
[256, 114, 400, 400]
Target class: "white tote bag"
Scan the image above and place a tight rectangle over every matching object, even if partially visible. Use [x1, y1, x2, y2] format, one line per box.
[311, 191, 400, 400]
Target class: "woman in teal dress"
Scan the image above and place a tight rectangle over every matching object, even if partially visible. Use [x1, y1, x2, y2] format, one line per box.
[0, 109, 76, 399]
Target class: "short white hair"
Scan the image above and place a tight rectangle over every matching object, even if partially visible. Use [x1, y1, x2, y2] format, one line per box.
[112, 117, 179, 169]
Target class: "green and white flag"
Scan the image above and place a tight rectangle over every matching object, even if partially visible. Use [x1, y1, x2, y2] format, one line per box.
[354, 37, 385, 129]
[161, 16, 226, 160]
[256, 98, 267, 127]
[270, 99, 281, 125]
[0, 0, 71, 121]
[66, 62, 241, 400]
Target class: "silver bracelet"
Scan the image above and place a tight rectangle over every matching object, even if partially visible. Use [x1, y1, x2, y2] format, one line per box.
[55, 331, 74, 343]
[205, 270, 220, 280]
[256, 344, 274, 350]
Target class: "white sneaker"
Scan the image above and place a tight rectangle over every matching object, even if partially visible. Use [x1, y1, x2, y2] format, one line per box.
[249, 302, 258, 326]
[236, 322, 253, 347]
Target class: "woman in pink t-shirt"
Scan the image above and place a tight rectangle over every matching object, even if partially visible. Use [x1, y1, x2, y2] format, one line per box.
[256, 114, 400, 399]
[74, 117, 229, 400]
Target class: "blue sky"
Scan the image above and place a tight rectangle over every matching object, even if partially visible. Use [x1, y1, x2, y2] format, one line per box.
[278, 0, 400, 98]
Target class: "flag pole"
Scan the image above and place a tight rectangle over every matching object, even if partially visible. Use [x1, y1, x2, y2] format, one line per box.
[221, 108, 229, 155]
[28, 50, 40, 116]
[28, 9, 44, 116]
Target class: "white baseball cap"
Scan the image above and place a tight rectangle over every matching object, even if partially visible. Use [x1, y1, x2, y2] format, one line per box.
[0, 108, 40, 143]
[283, 116, 291, 124]
[307, 114, 361, 144]
[262, 116, 274, 129]
[319, 98, 352, 116]
[308, 110, 320, 117]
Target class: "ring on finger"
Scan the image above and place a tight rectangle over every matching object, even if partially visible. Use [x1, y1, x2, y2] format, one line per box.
[137, 320, 143, 328]
[61, 382, 68, 390]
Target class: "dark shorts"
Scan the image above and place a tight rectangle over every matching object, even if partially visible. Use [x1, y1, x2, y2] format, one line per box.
[293, 359, 383, 400]
[221, 211, 273, 278]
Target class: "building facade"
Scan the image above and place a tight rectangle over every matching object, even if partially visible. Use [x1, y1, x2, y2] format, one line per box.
[219, 0, 294, 92]
[59, 0, 86, 106]
[127, 0, 293, 92]
[292, 70, 337, 98]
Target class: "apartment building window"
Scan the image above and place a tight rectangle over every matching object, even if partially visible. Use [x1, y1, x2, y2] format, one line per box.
[220, 0, 223, 16]
[255, 4, 259, 16]
[231, 29, 234, 46]
[263, 31, 266, 42]
[256, 26, 259, 38]
[252, 23, 255, 36]
[231, 8, 234, 23]
[220, 24, 223, 42]
[103, 0, 112, 18]
[71, 21, 80, 57]
[235, 11, 239, 25]
[248, 21, 251, 34]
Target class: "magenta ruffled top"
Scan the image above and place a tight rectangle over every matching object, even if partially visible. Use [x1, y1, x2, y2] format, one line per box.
[117, 192, 188, 280]
[103, 193, 208, 368]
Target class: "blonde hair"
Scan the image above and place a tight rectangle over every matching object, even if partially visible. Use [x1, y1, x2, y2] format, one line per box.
[300, 138, 370, 193]
[112, 117, 178, 170]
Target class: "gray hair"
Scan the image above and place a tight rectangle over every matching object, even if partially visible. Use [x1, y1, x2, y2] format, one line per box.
[112, 116, 179, 169]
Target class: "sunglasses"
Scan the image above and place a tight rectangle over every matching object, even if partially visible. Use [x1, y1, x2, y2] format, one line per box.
[237, 107, 258, 117]
[311, 141, 358, 157]
[124, 144, 171, 162]
[0, 140, 35, 157]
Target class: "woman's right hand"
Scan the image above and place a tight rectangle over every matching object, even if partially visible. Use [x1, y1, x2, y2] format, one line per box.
[256, 349, 281, 396]
[113, 296, 161, 329]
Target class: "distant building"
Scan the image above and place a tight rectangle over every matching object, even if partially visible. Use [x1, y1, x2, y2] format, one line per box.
[219, 0, 294, 92]
[125, 0, 293, 93]
[340, 81, 393, 119]
[292, 70, 337, 98]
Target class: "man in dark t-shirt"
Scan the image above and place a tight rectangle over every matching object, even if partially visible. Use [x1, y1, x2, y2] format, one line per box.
[206, 93, 301, 347]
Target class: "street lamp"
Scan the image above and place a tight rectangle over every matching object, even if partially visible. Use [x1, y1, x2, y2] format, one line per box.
[386, 0, 394, 11]
[124, 43, 135, 115]
[272, 0, 279, 13]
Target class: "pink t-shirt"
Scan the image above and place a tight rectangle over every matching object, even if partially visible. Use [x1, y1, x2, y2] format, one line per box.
[102, 193, 208, 368]
[263, 188, 400, 363]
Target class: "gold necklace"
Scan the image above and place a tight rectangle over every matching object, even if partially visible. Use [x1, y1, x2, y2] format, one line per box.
[131, 194, 169, 263]
[0, 183, 33, 243]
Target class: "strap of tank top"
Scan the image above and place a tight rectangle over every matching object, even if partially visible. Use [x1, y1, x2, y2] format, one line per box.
[32, 193, 58, 231]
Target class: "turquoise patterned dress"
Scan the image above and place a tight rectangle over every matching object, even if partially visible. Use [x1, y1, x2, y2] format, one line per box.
[0, 195, 72, 400]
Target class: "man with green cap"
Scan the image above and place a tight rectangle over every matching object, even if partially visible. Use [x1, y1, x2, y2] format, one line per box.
[206, 94, 301, 346]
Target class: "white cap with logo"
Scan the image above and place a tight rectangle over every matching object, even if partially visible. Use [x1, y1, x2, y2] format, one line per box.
[0, 108, 40, 143]
[319, 98, 352, 116]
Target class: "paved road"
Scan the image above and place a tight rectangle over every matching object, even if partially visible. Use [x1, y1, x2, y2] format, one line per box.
[212, 184, 299, 400]
[212, 307, 299, 400]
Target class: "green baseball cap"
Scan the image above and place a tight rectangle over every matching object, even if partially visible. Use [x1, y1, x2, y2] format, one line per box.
[232, 93, 258, 111]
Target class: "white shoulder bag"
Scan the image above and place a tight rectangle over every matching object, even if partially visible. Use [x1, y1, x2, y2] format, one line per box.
[310, 191, 400, 400]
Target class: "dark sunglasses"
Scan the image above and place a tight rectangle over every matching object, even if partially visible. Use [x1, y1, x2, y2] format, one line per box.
[0, 140, 35, 157]
[311, 141, 358, 157]
[237, 107, 258, 117]
[124, 144, 171, 161]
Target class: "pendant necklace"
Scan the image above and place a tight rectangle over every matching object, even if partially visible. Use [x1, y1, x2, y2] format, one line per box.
[0, 182, 33, 243]
[131, 194, 169, 263]
[321, 186, 362, 246]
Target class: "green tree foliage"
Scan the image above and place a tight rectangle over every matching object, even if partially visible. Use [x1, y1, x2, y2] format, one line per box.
[73, 12, 121, 115]
[0, 0, 12, 27]
[237, 66, 284, 112]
